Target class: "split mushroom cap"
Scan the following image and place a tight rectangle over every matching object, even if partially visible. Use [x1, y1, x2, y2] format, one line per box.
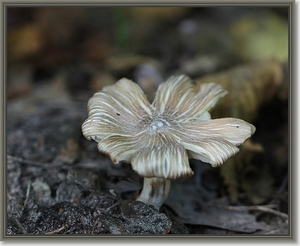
[82, 75, 256, 180]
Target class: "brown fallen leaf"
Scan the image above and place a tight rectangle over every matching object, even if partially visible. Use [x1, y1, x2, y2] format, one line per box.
[166, 179, 271, 233]
[194, 59, 285, 204]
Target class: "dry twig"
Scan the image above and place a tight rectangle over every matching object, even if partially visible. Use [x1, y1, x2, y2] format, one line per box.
[14, 218, 27, 234]
[45, 224, 69, 235]
[221, 205, 288, 220]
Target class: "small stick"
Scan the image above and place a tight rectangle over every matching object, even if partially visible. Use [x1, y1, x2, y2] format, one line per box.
[14, 218, 27, 234]
[221, 205, 288, 220]
[45, 224, 69, 235]
[263, 229, 283, 234]
[8, 155, 49, 167]
[23, 181, 31, 209]
[7, 155, 69, 169]
[91, 218, 101, 234]
[269, 174, 288, 206]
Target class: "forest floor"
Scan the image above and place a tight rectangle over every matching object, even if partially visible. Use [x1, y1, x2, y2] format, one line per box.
[6, 6, 289, 236]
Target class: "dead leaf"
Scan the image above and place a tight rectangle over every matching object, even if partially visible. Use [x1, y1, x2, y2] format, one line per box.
[166, 179, 270, 233]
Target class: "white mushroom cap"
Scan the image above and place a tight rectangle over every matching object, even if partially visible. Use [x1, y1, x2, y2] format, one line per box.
[82, 75, 255, 179]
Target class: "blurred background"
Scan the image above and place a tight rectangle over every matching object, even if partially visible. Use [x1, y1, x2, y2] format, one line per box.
[7, 7, 288, 102]
[6, 6, 290, 234]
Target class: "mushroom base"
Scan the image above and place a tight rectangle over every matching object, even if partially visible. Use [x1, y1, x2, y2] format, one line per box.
[136, 177, 171, 210]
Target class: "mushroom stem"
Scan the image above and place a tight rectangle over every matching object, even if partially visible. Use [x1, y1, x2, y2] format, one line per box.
[136, 177, 171, 210]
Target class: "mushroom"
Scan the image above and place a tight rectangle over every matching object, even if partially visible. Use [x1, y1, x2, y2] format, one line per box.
[82, 75, 255, 209]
